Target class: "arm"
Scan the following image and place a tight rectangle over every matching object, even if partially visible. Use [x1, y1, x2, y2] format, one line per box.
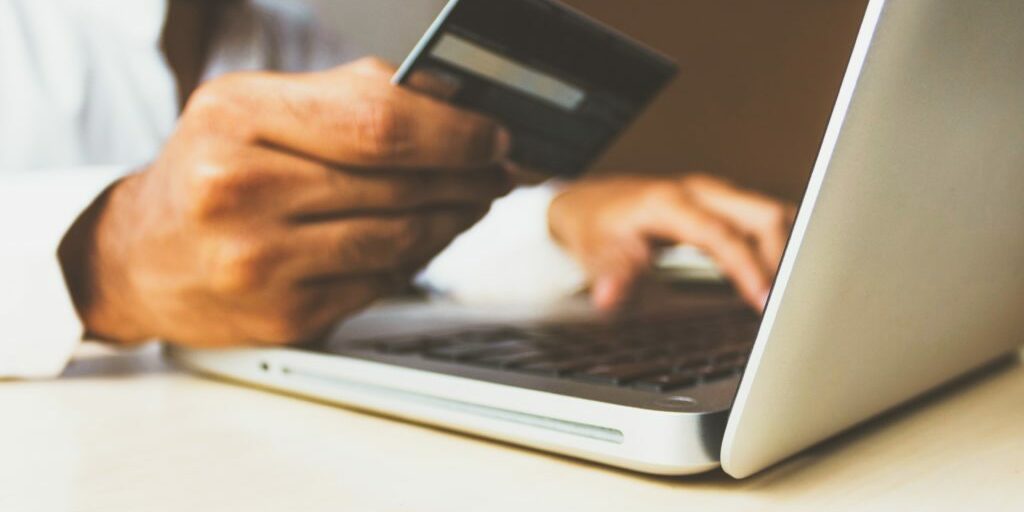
[423, 174, 797, 311]
[5, 58, 509, 377]
[548, 174, 797, 310]
[417, 181, 587, 305]
[0, 167, 124, 378]
[284, 9, 588, 305]
[49, 59, 510, 350]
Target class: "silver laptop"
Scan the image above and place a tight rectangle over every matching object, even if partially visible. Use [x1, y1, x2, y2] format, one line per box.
[170, 0, 1024, 478]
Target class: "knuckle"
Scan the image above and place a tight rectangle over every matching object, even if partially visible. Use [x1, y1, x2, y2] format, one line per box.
[716, 244, 744, 265]
[684, 173, 724, 187]
[349, 56, 394, 76]
[751, 200, 795, 236]
[333, 219, 421, 270]
[784, 204, 798, 225]
[395, 216, 430, 254]
[385, 174, 430, 205]
[259, 320, 304, 346]
[340, 290, 381, 317]
[459, 117, 502, 163]
[382, 180, 421, 207]
[182, 74, 261, 140]
[182, 80, 227, 119]
[259, 307, 313, 345]
[642, 182, 682, 208]
[183, 76, 240, 120]
[681, 172, 712, 184]
[350, 97, 413, 161]
[186, 156, 249, 220]
[679, 172, 722, 192]
[698, 221, 733, 247]
[718, 240, 752, 268]
[763, 203, 790, 229]
[209, 239, 276, 295]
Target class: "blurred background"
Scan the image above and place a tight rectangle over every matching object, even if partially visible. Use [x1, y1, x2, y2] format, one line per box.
[303, 0, 869, 202]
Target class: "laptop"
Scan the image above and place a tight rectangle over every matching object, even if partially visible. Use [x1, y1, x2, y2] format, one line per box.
[169, 0, 1024, 478]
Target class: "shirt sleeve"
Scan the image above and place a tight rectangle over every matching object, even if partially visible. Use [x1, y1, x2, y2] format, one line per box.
[416, 181, 588, 306]
[0, 167, 125, 379]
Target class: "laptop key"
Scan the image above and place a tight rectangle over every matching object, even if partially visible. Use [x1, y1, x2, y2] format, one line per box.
[672, 353, 714, 371]
[354, 308, 760, 394]
[429, 337, 550, 360]
[516, 357, 602, 376]
[375, 337, 448, 354]
[698, 365, 739, 382]
[472, 350, 551, 368]
[516, 350, 634, 378]
[572, 361, 673, 385]
[424, 342, 498, 361]
[471, 338, 543, 354]
[633, 371, 700, 392]
[713, 351, 749, 368]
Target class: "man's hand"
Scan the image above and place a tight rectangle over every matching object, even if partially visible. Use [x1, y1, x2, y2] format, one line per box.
[548, 174, 796, 311]
[60, 58, 511, 347]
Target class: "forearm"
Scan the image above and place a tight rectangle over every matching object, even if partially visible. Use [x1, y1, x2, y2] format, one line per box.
[417, 181, 587, 305]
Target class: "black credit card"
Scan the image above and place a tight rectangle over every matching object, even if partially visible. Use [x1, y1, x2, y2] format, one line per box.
[393, 0, 678, 177]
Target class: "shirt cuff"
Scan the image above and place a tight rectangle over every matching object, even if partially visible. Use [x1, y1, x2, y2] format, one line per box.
[416, 181, 587, 305]
[0, 167, 126, 379]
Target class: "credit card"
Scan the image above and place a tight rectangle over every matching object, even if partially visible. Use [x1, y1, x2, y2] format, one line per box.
[393, 0, 678, 177]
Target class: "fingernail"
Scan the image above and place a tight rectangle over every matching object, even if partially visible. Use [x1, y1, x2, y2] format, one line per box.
[593, 277, 621, 311]
[594, 278, 613, 304]
[493, 128, 512, 160]
[759, 291, 771, 310]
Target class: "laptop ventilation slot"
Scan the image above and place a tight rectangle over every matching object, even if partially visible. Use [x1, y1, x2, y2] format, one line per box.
[280, 366, 625, 444]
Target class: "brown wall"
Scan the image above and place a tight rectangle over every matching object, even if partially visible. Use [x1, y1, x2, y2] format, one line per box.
[560, 0, 869, 201]
[309, 0, 870, 200]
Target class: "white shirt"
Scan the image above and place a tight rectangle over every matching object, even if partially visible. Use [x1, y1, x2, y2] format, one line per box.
[0, 0, 585, 379]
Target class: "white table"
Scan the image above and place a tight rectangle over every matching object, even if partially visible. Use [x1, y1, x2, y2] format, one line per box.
[2, 343, 1022, 512]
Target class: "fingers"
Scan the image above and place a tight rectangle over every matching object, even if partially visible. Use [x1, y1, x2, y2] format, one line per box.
[245, 274, 391, 346]
[405, 69, 461, 100]
[504, 161, 554, 186]
[300, 274, 393, 333]
[549, 174, 788, 311]
[680, 175, 796, 273]
[219, 206, 480, 346]
[588, 239, 651, 311]
[183, 57, 511, 170]
[181, 143, 510, 221]
[639, 196, 772, 309]
[285, 168, 509, 222]
[283, 207, 486, 280]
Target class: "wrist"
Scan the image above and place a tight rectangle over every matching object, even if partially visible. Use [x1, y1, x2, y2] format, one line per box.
[58, 175, 153, 345]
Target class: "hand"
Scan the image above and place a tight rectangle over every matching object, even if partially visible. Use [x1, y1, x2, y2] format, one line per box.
[548, 174, 796, 311]
[59, 58, 512, 347]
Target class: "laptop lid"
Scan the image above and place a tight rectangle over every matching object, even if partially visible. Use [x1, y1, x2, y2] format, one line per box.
[722, 0, 1024, 478]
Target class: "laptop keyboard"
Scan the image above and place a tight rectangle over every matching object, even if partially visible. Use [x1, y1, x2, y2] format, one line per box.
[354, 309, 760, 393]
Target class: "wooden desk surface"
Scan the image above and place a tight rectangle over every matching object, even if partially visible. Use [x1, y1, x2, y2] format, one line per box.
[2, 343, 1021, 512]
